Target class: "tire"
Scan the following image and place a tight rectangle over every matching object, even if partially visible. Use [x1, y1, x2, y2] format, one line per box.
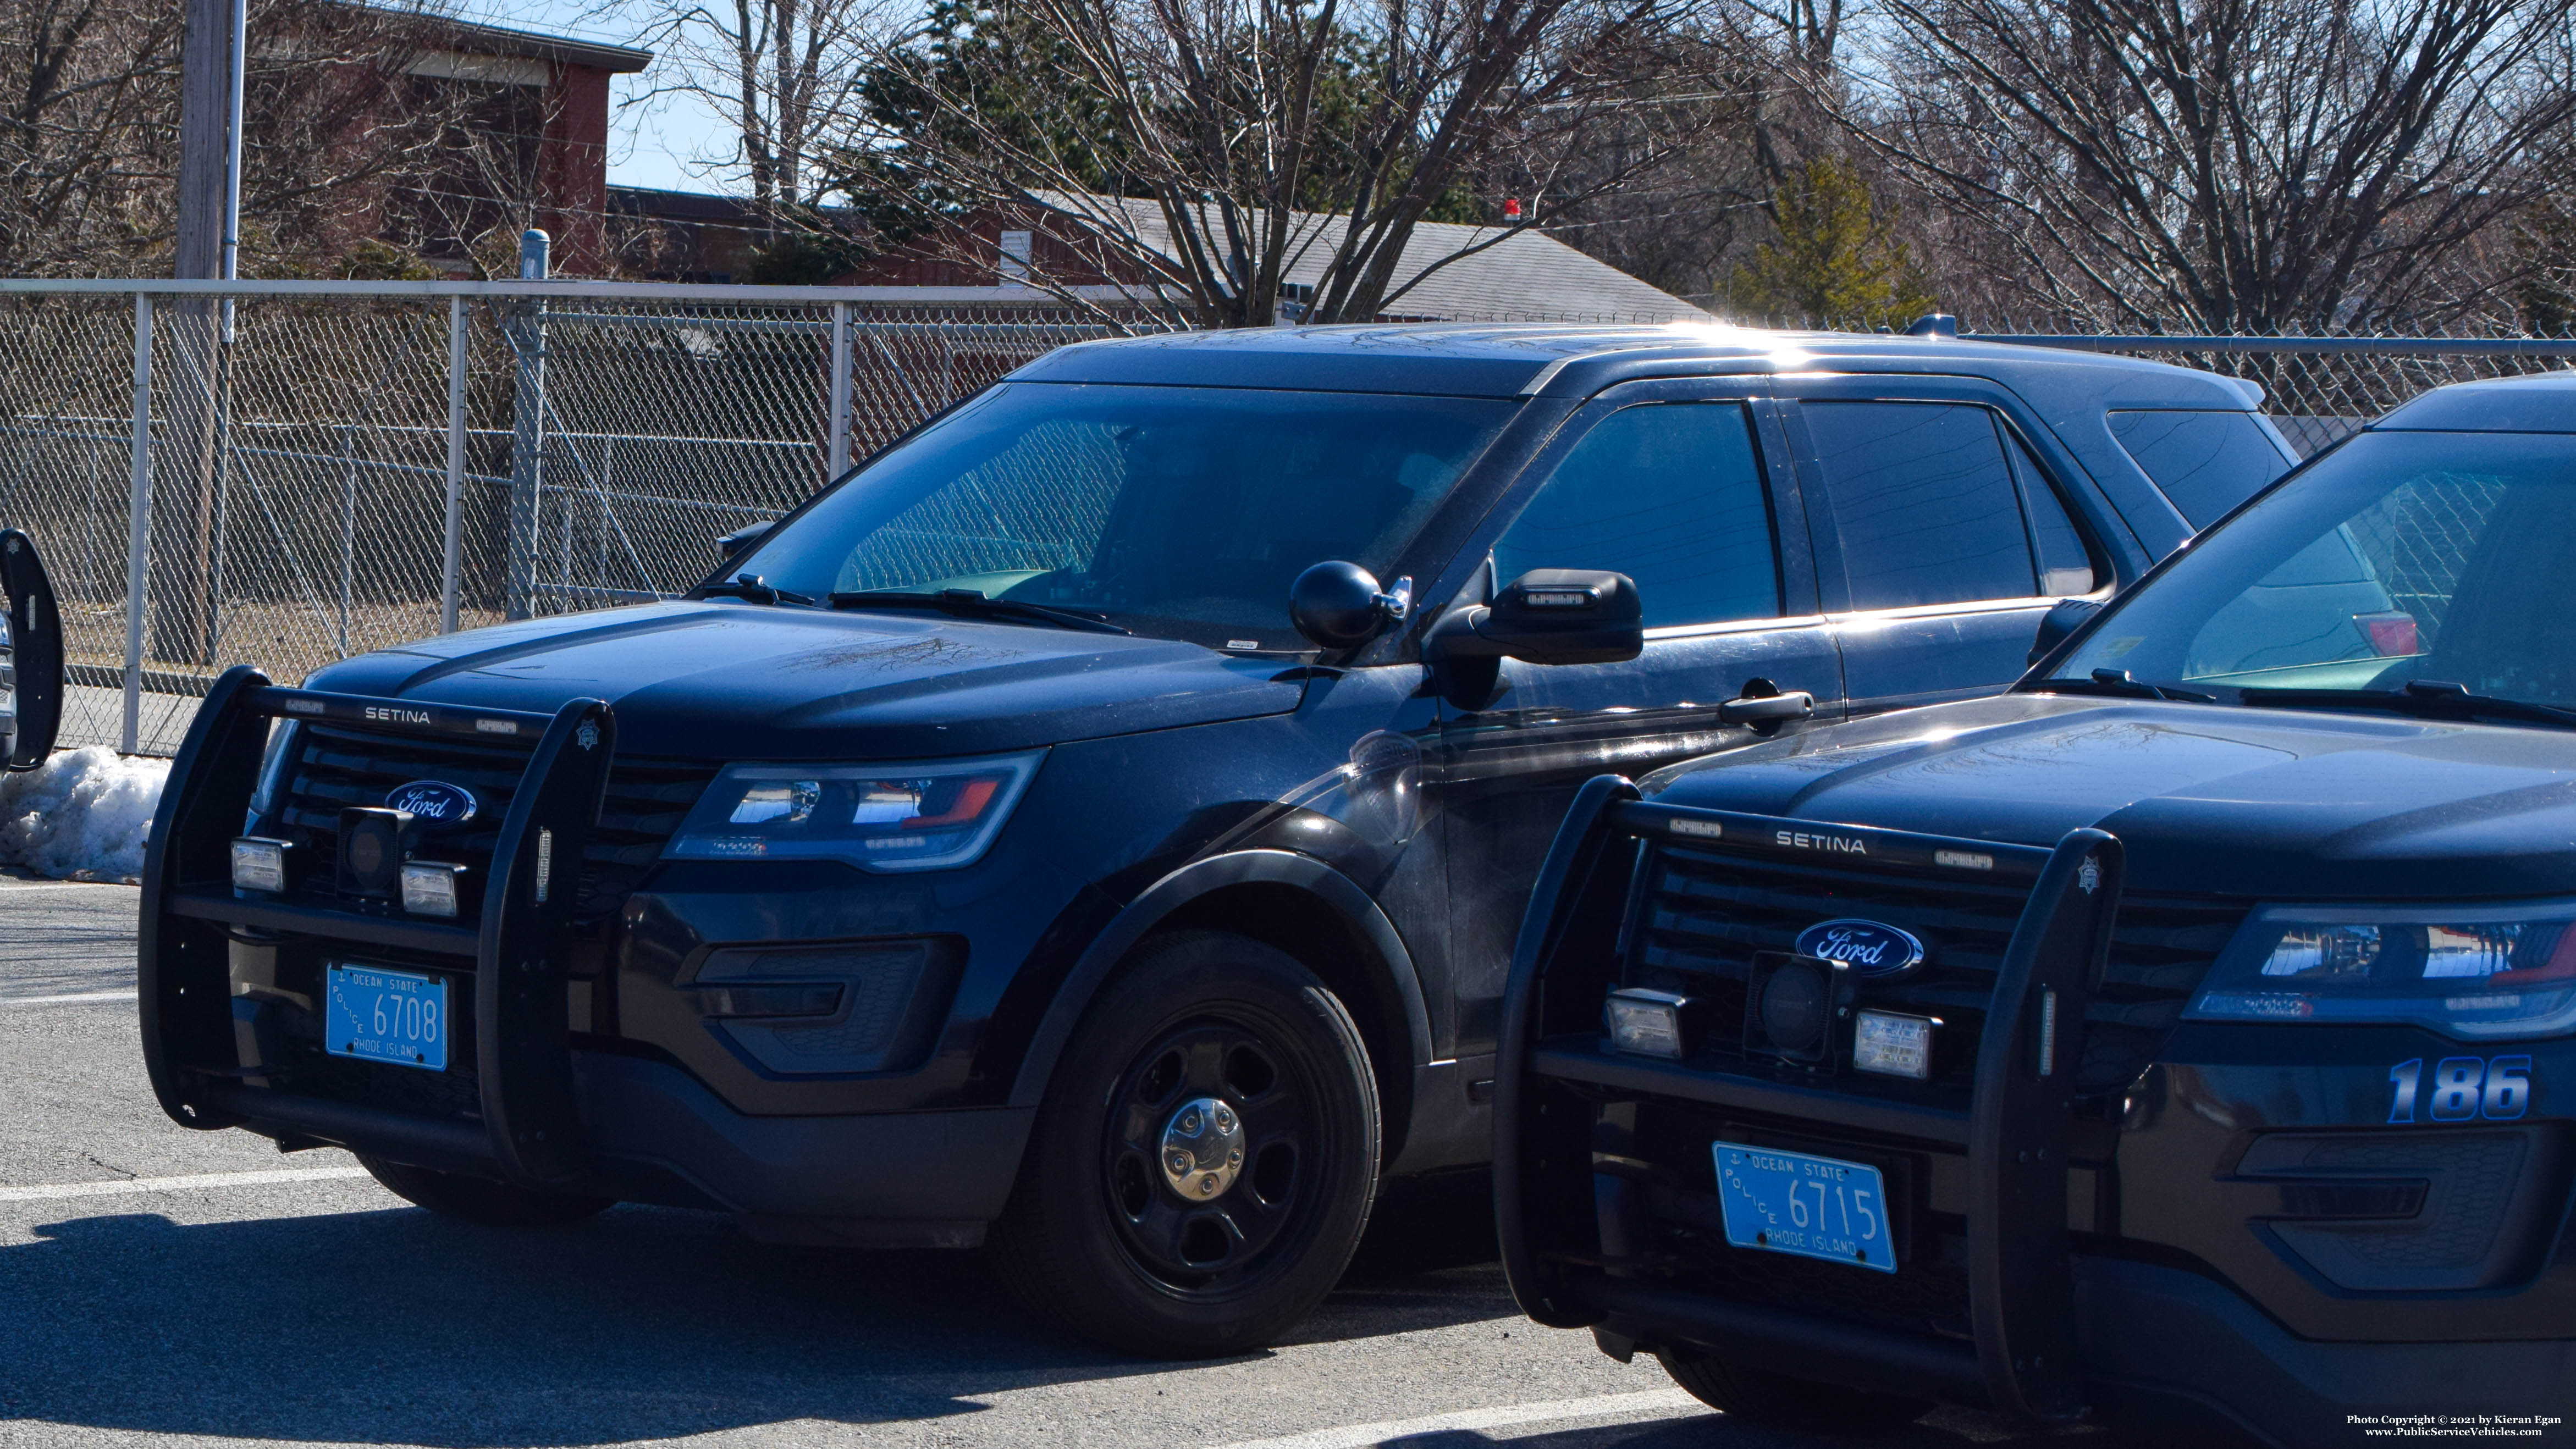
[357, 1154, 615, 1227]
[988, 929, 1381, 1358]
[1657, 1350, 1934, 1433]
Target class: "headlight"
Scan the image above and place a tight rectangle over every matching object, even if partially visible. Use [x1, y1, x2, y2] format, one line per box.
[664, 750, 1044, 872]
[2188, 902, 2576, 1038]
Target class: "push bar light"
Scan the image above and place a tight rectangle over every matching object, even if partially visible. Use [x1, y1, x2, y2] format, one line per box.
[230, 837, 291, 894]
[1605, 987, 1691, 1059]
[398, 861, 466, 918]
[1854, 1010, 1937, 1081]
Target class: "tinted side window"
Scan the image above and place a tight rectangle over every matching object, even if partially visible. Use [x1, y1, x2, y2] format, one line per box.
[2004, 433, 2102, 595]
[2108, 410, 2292, 528]
[1491, 403, 1780, 629]
[1806, 402, 2036, 609]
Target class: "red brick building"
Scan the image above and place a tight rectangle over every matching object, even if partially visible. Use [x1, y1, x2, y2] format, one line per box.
[383, 14, 650, 274]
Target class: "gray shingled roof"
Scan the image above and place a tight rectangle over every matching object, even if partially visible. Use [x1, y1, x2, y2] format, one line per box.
[1034, 192, 1706, 323]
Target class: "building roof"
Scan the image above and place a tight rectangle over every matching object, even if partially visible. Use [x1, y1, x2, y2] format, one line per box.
[430, 12, 652, 73]
[1035, 192, 1705, 323]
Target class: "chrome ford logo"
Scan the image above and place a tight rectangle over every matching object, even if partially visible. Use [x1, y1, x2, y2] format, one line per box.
[1795, 919, 1925, 978]
[387, 779, 478, 828]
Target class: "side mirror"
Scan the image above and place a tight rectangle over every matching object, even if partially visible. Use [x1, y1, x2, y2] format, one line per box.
[2029, 596, 2102, 666]
[716, 519, 776, 560]
[1289, 561, 1412, 650]
[1426, 568, 1643, 667]
[1, 528, 63, 770]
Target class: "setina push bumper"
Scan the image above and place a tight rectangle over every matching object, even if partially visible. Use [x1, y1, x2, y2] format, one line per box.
[140, 667, 617, 1188]
[1491, 777, 2574, 1444]
[139, 665, 1029, 1240]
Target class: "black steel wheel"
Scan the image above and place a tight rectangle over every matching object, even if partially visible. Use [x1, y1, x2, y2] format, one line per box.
[357, 1154, 615, 1227]
[989, 930, 1380, 1357]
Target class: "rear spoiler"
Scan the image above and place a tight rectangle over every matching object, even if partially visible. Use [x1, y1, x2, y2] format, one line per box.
[1, 528, 62, 770]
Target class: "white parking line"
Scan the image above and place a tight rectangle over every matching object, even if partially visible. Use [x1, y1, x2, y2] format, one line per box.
[0, 989, 137, 1007]
[1212, 1389, 1706, 1449]
[0, 1165, 374, 1204]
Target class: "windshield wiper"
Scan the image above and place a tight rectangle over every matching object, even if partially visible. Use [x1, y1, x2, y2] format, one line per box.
[828, 588, 1132, 635]
[699, 574, 815, 606]
[2028, 668, 2216, 703]
[2239, 679, 2576, 731]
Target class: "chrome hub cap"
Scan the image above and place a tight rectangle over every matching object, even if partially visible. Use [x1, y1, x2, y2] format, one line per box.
[1158, 1096, 1245, 1201]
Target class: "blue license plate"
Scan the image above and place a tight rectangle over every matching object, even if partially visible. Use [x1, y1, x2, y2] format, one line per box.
[1712, 1141, 1897, 1273]
[324, 964, 449, 1072]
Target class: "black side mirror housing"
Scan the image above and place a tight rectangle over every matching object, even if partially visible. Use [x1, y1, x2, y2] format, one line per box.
[1289, 561, 1413, 650]
[2, 528, 64, 770]
[2029, 596, 2103, 666]
[1426, 568, 1644, 667]
[716, 519, 776, 560]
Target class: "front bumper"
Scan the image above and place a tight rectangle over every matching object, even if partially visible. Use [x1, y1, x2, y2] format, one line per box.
[140, 670, 1029, 1243]
[1495, 779, 2576, 1440]
[1581, 1256, 2574, 1444]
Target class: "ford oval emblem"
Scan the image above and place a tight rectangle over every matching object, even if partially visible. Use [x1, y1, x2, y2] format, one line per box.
[1795, 919, 1925, 978]
[386, 779, 478, 829]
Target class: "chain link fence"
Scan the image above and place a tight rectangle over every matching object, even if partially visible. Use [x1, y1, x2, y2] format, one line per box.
[0, 279, 2566, 755]
[0, 279, 1158, 753]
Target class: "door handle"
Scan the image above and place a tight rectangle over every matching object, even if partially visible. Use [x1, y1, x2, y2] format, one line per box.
[1719, 691, 1814, 725]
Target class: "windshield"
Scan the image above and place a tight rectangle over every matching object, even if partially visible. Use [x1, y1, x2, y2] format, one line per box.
[735, 381, 1518, 649]
[2051, 430, 2576, 706]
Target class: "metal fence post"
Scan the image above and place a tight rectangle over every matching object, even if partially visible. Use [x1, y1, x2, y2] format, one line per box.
[504, 229, 549, 621]
[829, 301, 852, 478]
[442, 296, 466, 633]
[121, 295, 155, 754]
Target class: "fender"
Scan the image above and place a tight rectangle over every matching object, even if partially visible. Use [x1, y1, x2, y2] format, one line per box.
[1007, 848, 1435, 1110]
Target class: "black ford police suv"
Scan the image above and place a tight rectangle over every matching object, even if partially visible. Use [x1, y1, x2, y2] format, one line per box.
[1496, 374, 2576, 1441]
[1, 528, 61, 771]
[140, 322, 2283, 1356]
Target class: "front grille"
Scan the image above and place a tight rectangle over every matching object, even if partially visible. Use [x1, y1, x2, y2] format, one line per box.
[1626, 842, 2244, 1096]
[272, 722, 715, 917]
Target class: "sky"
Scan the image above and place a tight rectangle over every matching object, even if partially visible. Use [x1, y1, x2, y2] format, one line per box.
[454, 0, 732, 196]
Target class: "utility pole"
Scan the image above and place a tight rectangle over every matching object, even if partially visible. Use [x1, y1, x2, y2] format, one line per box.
[162, 0, 236, 669]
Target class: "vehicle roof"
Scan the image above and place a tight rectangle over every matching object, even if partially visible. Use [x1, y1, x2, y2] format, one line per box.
[2373, 370, 2576, 434]
[1008, 322, 2263, 409]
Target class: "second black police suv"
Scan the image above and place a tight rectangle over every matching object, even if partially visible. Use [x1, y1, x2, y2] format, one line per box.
[137, 320, 2283, 1355]
[1496, 374, 2576, 1442]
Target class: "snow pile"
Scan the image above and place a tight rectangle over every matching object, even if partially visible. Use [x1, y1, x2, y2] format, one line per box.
[0, 746, 167, 882]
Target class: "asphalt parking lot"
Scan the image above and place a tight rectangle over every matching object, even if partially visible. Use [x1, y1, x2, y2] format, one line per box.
[0, 872, 2104, 1449]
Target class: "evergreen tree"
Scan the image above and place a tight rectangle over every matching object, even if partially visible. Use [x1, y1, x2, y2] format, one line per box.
[1725, 157, 1933, 328]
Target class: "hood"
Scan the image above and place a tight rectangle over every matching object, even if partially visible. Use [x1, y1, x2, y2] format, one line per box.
[1645, 693, 2576, 901]
[301, 602, 1306, 759]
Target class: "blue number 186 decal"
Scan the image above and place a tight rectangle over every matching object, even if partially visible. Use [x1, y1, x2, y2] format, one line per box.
[2389, 1056, 2532, 1124]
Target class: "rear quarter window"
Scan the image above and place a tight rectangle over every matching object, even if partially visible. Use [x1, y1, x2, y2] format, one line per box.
[2108, 410, 2294, 529]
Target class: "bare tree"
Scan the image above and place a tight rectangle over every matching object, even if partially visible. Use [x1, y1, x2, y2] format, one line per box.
[1839, 0, 2576, 330]
[839, 0, 1715, 326]
[0, 0, 467, 276]
[626, 0, 892, 225]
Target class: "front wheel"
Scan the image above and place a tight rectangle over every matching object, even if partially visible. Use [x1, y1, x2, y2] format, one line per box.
[357, 1155, 615, 1227]
[1657, 1350, 1933, 1431]
[987, 930, 1381, 1358]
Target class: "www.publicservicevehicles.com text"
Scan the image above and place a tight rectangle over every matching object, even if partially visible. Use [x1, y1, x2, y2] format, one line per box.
[2354, 1415, 2562, 1438]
